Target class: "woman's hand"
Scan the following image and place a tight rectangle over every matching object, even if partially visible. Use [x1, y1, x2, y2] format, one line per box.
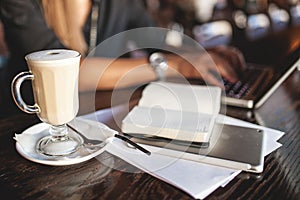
[167, 45, 247, 88]
[208, 45, 247, 80]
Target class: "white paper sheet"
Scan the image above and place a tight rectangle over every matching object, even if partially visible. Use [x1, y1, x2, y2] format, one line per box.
[82, 109, 284, 199]
[105, 138, 240, 200]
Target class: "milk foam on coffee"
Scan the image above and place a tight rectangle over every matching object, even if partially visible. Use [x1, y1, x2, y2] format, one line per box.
[25, 49, 81, 125]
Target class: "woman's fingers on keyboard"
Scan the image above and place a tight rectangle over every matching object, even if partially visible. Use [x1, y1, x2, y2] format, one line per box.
[209, 45, 247, 77]
[208, 51, 239, 83]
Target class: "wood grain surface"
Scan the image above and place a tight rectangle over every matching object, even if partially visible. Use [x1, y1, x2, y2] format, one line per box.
[1, 25, 300, 200]
[0, 70, 299, 200]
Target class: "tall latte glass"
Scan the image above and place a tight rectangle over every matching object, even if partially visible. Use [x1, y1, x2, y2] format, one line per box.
[12, 49, 82, 156]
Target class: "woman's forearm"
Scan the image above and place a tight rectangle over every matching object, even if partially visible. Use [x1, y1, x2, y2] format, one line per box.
[79, 57, 156, 91]
[78, 48, 242, 92]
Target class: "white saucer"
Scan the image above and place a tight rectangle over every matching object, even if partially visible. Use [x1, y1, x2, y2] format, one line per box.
[14, 118, 117, 166]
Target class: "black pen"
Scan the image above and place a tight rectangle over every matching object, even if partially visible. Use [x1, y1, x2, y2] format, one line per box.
[114, 134, 151, 156]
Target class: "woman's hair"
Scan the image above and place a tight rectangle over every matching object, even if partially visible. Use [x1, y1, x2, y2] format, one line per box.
[41, 0, 90, 56]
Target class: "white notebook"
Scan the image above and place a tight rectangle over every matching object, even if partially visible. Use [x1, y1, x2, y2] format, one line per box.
[121, 82, 221, 144]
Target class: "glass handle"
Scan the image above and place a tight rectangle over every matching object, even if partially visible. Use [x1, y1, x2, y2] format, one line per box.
[11, 71, 40, 114]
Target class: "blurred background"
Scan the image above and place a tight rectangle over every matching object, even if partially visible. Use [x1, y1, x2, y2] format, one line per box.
[1, 0, 300, 118]
[144, 0, 300, 64]
[1, 0, 299, 68]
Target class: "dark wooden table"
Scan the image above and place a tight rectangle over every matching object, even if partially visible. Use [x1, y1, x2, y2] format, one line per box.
[0, 68, 300, 200]
[1, 25, 300, 200]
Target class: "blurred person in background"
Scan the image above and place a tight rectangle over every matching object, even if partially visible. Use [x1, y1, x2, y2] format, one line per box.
[0, 0, 246, 117]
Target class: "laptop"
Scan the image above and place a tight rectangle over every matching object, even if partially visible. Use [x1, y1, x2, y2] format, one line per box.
[176, 42, 299, 109]
[192, 20, 300, 109]
[222, 43, 300, 109]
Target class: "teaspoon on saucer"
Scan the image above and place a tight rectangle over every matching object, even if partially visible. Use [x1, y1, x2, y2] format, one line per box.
[67, 123, 151, 155]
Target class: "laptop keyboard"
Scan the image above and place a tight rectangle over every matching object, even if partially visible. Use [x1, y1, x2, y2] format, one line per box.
[188, 64, 274, 101]
[223, 66, 273, 99]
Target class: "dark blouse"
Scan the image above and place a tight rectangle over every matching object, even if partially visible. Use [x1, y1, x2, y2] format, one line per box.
[0, 0, 155, 72]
